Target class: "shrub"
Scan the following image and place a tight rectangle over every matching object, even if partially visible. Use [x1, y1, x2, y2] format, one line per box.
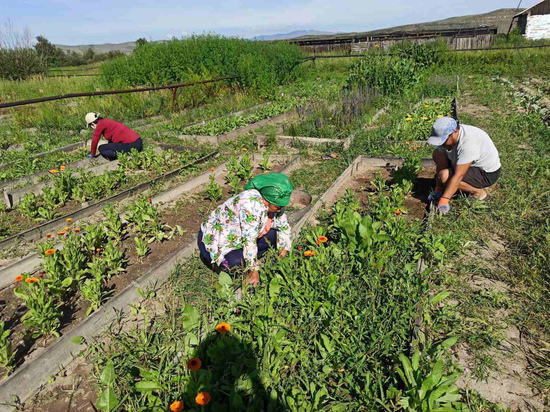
[346, 42, 445, 95]
[100, 35, 304, 96]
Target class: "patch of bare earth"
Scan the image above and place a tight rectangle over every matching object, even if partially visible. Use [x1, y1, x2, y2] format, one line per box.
[455, 239, 546, 411]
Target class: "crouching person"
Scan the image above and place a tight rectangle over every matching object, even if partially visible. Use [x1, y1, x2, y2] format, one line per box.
[85, 112, 143, 160]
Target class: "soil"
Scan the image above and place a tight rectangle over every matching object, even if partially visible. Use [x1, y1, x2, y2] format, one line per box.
[333, 165, 436, 220]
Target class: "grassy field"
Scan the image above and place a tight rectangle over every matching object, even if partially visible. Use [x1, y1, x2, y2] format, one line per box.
[0, 40, 549, 411]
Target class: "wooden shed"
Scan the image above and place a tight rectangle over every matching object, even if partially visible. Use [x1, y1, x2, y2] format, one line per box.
[513, 0, 550, 39]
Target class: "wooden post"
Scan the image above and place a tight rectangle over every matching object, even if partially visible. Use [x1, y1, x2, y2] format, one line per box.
[171, 87, 179, 108]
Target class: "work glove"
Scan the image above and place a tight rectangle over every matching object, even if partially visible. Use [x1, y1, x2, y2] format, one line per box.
[87, 154, 94, 158]
[437, 198, 451, 215]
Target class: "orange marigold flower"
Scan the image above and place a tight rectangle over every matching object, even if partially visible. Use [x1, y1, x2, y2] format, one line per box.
[297, 246, 302, 250]
[57, 231, 65, 236]
[304, 250, 316, 257]
[66, 218, 72, 222]
[316, 241, 320, 245]
[241, 148, 248, 152]
[63, 227, 70, 232]
[395, 210, 402, 215]
[60, 165, 66, 171]
[50, 169, 59, 174]
[15, 275, 24, 282]
[215, 322, 230, 334]
[195, 392, 211, 406]
[96, 248, 101, 252]
[45, 249, 56, 255]
[210, 167, 215, 171]
[170, 401, 184, 412]
[46, 233, 53, 238]
[73, 228, 81, 233]
[413, 147, 418, 151]
[405, 142, 410, 145]
[318, 236, 328, 243]
[26, 277, 39, 284]
[186, 358, 202, 371]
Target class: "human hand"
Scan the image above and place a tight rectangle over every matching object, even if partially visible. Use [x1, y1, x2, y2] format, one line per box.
[246, 270, 259, 287]
[438, 198, 450, 215]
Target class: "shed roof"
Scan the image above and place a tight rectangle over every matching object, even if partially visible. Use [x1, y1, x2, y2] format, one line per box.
[514, 0, 549, 17]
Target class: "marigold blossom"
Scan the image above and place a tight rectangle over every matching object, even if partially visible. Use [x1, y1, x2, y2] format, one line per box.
[73, 228, 81, 233]
[186, 358, 202, 371]
[50, 169, 59, 174]
[304, 250, 316, 257]
[195, 392, 211, 406]
[210, 167, 215, 171]
[45, 249, 56, 255]
[15, 275, 24, 282]
[395, 210, 402, 215]
[66, 218, 72, 222]
[405, 117, 412, 121]
[63, 227, 70, 232]
[96, 248, 101, 252]
[26, 277, 39, 284]
[318, 236, 328, 243]
[241, 148, 248, 152]
[60, 165, 66, 171]
[46, 233, 53, 238]
[170, 401, 184, 412]
[57, 231, 65, 236]
[215, 322, 230, 334]
[413, 147, 418, 151]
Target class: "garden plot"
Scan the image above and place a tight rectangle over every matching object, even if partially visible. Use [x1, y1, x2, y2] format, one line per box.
[0, 153, 301, 405]
[0, 147, 216, 247]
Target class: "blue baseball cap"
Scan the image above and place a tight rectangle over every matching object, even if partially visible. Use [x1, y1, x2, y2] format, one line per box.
[427, 117, 458, 146]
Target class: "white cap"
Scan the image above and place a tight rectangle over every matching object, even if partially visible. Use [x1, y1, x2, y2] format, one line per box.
[85, 112, 99, 126]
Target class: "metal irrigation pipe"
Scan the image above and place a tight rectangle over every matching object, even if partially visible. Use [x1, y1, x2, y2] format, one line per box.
[0, 76, 238, 109]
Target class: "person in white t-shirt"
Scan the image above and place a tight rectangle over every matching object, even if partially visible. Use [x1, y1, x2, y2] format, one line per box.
[427, 117, 501, 215]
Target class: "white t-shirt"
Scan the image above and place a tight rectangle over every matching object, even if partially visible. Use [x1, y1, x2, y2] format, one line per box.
[438, 124, 501, 173]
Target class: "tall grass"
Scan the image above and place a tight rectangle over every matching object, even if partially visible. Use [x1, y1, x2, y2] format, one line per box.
[100, 35, 304, 96]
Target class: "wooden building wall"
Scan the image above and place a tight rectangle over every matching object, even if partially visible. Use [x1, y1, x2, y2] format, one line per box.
[351, 33, 494, 52]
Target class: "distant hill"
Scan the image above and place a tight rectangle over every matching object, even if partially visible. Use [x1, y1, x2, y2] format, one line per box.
[293, 8, 523, 41]
[252, 30, 334, 41]
[56, 41, 139, 55]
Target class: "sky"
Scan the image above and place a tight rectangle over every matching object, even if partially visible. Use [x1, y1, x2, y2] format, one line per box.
[0, 0, 540, 45]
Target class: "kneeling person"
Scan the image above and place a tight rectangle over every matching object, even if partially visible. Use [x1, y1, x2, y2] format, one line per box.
[85, 112, 143, 160]
[428, 117, 501, 214]
[198, 173, 293, 286]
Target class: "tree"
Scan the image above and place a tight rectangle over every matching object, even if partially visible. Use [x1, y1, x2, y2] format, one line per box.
[34, 35, 64, 66]
[135, 38, 148, 48]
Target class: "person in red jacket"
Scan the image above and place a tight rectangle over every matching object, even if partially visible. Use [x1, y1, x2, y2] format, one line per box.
[85, 112, 143, 160]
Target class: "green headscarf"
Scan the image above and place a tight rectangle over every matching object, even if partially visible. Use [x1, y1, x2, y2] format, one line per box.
[244, 173, 293, 207]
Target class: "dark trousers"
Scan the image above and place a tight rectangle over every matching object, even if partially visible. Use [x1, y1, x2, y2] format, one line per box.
[98, 138, 143, 160]
[197, 229, 278, 271]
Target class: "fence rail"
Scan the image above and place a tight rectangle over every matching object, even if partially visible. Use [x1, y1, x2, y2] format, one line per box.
[0, 76, 238, 109]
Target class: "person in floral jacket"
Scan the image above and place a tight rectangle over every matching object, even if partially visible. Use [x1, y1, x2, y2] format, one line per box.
[198, 173, 293, 286]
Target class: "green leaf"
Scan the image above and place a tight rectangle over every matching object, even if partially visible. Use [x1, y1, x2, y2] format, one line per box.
[218, 272, 233, 286]
[96, 387, 117, 412]
[412, 350, 420, 371]
[181, 303, 199, 331]
[100, 360, 115, 385]
[13, 288, 27, 300]
[399, 353, 415, 386]
[71, 336, 85, 345]
[431, 291, 450, 305]
[61, 277, 74, 288]
[439, 337, 457, 351]
[269, 278, 281, 298]
[135, 381, 163, 392]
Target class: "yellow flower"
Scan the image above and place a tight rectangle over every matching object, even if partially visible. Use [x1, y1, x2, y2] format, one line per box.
[405, 117, 412, 121]
[422, 116, 428, 121]
[26, 277, 39, 284]
[437, 115, 443, 118]
[424, 104, 429, 108]
[66, 218, 72, 222]
[304, 250, 316, 257]
[60, 165, 66, 171]
[241, 148, 248, 152]
[50, 169, 59, 174]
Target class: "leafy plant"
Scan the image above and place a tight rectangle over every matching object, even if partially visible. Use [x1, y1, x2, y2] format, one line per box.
[205, 175, 222, 202]
[18, 193, 39, 219]
[259, 152, 271, 171]
[0, 322, 14, 371]
[134, 237, 149, 258]
[102, 203, 125, 243]
[14, 275, 62, 341]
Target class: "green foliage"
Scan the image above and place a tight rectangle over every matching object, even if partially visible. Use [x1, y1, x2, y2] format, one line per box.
[346, 43, 445, 94]
[204, 175, 222, 202]
[134, 236, 149, 258]
[100, 35, 304, 96]
[0, 322, 14, 370]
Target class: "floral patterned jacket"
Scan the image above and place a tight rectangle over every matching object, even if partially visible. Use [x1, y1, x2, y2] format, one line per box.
[200, 189, 292, 270]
